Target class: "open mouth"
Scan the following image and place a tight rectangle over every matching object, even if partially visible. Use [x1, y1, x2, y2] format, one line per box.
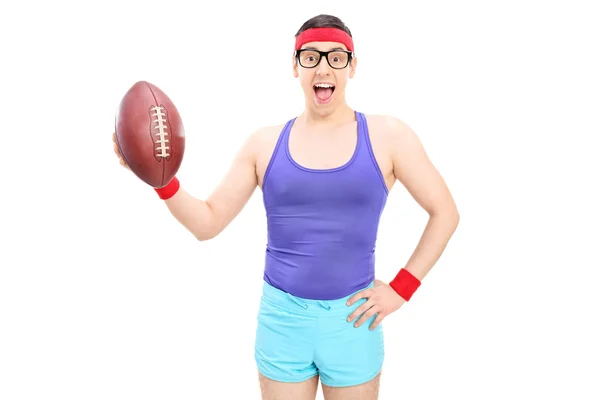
[313, 83, 335, 103]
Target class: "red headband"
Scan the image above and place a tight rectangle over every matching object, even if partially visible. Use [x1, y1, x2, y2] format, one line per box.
[295, 27, 354, 52]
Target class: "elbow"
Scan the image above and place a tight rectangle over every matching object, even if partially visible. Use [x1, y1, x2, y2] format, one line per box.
[193, 225, 221, 241]
[194, 231, 217, 241]
[452, 207, 460, 224]
[450, 208, 460, 230]
[430, 206, 460, 225]
[448, 207, 460, 226]
[194, 203, 222, 241]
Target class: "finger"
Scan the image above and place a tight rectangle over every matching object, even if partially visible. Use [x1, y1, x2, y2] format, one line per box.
[113, 142, 120, 156]
[354, 305, 380, 328]
[346, 289, 372, 306]
[369, 312, 386, 331]
[347, 298, 375, 323]
[112, 132, 116, 142]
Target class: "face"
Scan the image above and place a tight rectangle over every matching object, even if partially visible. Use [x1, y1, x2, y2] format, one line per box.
[292, 41, 357, 113]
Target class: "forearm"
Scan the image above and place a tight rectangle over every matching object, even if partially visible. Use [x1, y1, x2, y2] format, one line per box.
[163, 187, 218, 241]
[401, 210, 459, 280]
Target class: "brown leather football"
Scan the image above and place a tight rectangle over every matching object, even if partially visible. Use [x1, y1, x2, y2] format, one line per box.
[115, 81, 185, 188]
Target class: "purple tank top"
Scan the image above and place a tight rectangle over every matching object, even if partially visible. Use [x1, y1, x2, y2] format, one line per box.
[261, 111, 389, 300]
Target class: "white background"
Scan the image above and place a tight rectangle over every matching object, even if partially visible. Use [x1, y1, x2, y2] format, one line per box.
[1, 0, 599, 399]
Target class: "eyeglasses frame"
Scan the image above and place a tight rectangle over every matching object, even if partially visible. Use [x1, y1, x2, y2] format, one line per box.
[295, 49, 354, 69]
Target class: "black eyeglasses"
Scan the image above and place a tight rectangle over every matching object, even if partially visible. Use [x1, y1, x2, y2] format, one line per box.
[295, 49, 353, 69]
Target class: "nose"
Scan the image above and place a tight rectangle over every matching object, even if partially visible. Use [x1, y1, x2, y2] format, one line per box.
[316, 55, 331, 75]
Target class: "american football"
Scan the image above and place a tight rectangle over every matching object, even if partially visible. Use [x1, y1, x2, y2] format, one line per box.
[114, 81, 185, 188]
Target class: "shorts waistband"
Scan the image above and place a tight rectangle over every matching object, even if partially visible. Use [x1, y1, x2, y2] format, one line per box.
[260, 280, 374, 316]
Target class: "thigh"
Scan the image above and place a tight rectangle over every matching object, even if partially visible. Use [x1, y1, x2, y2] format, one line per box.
[259, 372, 319, 400]
[322, 372, 381, 400]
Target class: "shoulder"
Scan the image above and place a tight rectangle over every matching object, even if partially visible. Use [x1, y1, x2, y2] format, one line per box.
[252, 123, 287, 146]
[238, 122, 287, 163]
[364, 114, 414, 139]
[252, 123, 287, 152]
[363, 114, 422, 152]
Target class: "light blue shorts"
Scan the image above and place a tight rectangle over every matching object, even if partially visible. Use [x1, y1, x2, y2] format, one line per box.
[254, 280, 384, 387]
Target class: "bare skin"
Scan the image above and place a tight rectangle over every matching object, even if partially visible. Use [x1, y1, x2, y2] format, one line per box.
[321, 373, 381, 400]
[258, 372, 380, 400]
[112, 38, 459, 400]
[258, 374, 319, 400]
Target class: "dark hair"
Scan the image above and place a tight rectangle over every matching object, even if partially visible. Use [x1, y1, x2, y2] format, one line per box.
[295, 14, 352, 38]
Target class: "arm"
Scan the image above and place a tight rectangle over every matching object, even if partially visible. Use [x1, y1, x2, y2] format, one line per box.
[389, 118, 460, 282]
[162, 130, 260, 241]
[345, 118, 460, 326]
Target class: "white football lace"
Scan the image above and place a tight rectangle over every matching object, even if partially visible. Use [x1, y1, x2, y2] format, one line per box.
[151, 106, 170, 158]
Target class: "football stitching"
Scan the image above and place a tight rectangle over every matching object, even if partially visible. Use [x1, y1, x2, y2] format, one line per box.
[151, 105, 171, 160]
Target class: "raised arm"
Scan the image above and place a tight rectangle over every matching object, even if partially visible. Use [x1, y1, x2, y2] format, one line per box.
[164, 131, 261, 240]
[113, 129, 261, 241]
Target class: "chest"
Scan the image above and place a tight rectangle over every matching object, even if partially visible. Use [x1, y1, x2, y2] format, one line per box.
[256, 117, 396, 192]
[263, 166, 383, 211]
[287, 123, 358, 171]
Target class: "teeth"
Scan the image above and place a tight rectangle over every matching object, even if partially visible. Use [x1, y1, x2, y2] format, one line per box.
[314, 83, 334, 88]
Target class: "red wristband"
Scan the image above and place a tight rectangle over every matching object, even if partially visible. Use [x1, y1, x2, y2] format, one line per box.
[154, 177, 180, 200]
[389, 268, 421, 301]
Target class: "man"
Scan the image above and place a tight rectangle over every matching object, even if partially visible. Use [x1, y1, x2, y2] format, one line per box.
[112, 14, 459, 400]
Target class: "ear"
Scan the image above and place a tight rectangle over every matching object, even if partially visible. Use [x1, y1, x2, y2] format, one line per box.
[349, 55, 357, 79]
[292, 54, 299, 78]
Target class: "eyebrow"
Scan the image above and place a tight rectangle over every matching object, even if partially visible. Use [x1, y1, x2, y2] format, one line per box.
[302, 46, 346, 51]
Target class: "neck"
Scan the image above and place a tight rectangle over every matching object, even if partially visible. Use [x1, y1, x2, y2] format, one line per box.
[299, 101, 355, 127]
